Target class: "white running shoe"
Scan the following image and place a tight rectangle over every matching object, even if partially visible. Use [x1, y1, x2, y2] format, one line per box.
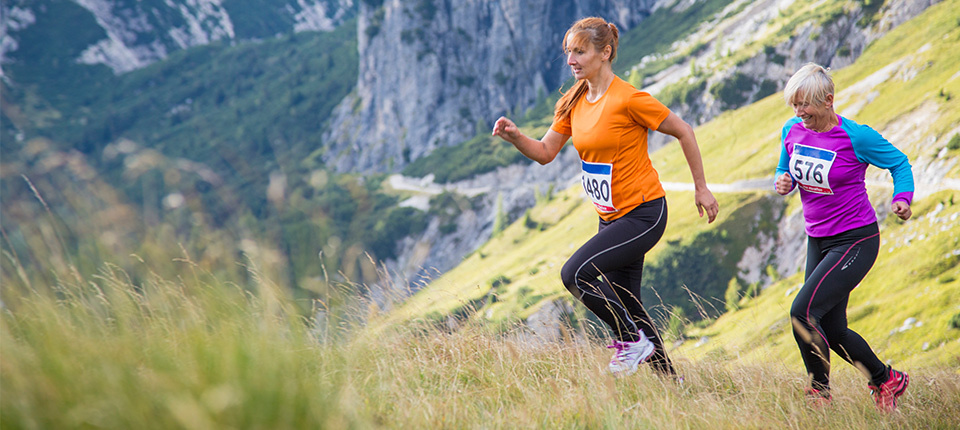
[607, 333, 656, 376]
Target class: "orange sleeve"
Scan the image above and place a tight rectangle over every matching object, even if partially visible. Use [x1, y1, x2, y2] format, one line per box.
[627, 91, 670, 130]
[550, 111, 572, 136]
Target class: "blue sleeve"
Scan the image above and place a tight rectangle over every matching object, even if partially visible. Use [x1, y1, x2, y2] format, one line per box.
[847, 121, 914, 203]
[776, 145, 791, 177]
[775, 119, 800, 189]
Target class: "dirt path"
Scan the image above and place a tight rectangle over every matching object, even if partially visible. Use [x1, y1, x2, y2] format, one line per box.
[391, 173, 960, 203]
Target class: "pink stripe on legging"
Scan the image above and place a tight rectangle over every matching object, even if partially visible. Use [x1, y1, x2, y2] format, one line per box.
[805, 231, 880, 348]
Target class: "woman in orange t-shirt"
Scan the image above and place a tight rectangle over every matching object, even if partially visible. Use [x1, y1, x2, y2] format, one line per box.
[492, 17, 719, 377]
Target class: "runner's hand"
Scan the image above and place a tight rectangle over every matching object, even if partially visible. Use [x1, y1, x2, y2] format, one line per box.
[492, 117, 521, 142]
[892, 200, 912, 221]
[774, 172, 794, 195]
[696, 188, 719, 224]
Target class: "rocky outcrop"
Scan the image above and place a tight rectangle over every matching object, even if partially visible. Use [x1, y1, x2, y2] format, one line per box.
[1, 0, 355, 75]
[0, 5, 35, 77]
[379, 145, 582, 299]
[641, 0, 941, 139]
[322, 0, 657, 174]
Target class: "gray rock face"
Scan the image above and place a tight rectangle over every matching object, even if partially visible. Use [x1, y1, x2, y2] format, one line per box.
[382, 145, 582, 296]
[322, 0, 657, 173]
[1, 0, 355, 75]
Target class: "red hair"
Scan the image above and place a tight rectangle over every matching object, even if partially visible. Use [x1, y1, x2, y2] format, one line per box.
[554, 17, 619, 123]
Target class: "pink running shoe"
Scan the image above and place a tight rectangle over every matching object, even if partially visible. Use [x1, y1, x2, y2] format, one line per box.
[804, 387, 832, 408]
[607, 333, 655, 376]
[869, 366, 909, 411]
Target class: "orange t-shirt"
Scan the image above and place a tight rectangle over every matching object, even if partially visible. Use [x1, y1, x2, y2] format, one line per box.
[551, 76, 670, 221]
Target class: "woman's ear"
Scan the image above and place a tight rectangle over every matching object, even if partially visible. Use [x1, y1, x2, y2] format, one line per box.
[604, 45, 612, 62]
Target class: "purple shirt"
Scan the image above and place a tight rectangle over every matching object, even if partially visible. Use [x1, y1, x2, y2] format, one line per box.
[776, 115, 914, 237]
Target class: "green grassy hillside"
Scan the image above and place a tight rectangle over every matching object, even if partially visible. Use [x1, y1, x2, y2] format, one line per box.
[387, 188, 783, 325]
[386, 0, 960, 371]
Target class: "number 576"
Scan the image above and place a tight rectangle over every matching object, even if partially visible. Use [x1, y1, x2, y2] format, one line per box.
[794, 159, 824, 183]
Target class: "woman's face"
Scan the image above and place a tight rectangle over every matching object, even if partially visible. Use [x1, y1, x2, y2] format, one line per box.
[565, 33, 609, 81]
[790, 92, 835, 130]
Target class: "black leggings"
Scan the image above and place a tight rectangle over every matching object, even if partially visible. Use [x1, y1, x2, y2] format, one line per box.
[560, 197, 674, 374]
[791, 222, 887, 390]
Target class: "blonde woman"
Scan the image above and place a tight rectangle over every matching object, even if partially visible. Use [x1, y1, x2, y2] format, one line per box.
[775, 63, 913, 409]
[492, 17, 718, 377]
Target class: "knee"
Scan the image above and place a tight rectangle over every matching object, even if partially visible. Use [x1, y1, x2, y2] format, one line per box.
[789, 296, 814, 324]
[559, 260, 580, 296]
[790, 302, 818, 338]
[789, 302, 807, 323]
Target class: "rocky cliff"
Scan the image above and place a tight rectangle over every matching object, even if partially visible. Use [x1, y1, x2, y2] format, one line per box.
[1, 0, 355, 75]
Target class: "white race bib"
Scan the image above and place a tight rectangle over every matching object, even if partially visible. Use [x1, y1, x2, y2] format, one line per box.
[581, 160, 617, 213]
[790, 144, 836, 195]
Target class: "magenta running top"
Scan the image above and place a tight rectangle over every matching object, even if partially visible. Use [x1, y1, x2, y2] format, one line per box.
[776, 114, 914, 238]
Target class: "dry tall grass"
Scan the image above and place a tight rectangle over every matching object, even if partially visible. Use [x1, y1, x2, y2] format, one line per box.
[3, 261, 958, 429]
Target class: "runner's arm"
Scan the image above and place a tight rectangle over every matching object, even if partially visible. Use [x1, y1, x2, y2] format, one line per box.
[492, 116, 569, 165]
[775, 145, 796, 194]
[849, 125, 914, 206]
[848, 124, 914, 220]
[656, 112, 719, 223]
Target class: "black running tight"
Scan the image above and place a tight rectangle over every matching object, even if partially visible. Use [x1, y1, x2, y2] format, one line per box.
[790, 222, 888, 390]
[560, 197, 674, 375]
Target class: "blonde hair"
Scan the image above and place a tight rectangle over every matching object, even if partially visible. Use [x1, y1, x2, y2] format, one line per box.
[554, 17, 619, 122]
[784, 63, 834, 106]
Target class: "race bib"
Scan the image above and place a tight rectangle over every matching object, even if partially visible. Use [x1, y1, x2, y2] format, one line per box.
[790, 144, 836, 195]
[581, 160, 617, 213]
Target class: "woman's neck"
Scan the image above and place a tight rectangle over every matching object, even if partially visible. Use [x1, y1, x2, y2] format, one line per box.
[808, 112, 838, 133]
[585, 68, 615, 102]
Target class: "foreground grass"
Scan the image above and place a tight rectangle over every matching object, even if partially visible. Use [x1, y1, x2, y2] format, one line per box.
[3, 265, 959, 429]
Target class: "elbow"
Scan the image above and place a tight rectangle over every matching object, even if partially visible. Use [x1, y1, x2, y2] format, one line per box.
[667, 121, 696, 144]
[533, 148, 559, 165]
[536, 156, 554, 165]
[679, 122, 696, 142]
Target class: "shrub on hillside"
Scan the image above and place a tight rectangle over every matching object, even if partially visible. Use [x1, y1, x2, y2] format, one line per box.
[947, 134, 960, 151]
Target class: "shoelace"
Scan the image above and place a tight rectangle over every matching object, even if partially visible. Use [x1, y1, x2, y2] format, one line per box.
[607, 341, 625, 358]
[607, 341, 636, 361]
